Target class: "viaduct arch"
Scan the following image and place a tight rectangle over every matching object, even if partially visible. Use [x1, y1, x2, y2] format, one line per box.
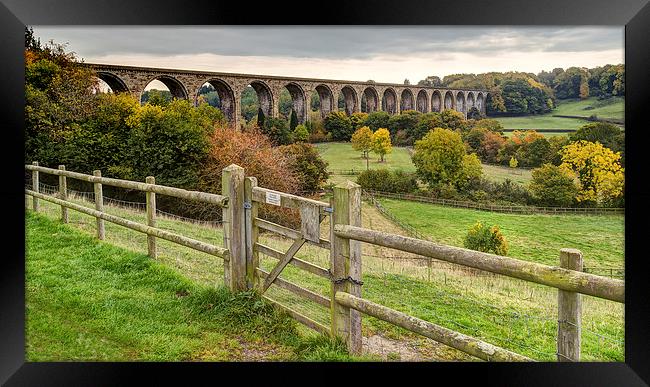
[83, 63, 488, 129]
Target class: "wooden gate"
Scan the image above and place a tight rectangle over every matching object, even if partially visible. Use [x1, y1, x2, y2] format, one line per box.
[243, 177, 362, 353]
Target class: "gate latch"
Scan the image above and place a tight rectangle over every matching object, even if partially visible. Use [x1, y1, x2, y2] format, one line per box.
[243, 202, 252, 209]
[323, 207, 333, 213]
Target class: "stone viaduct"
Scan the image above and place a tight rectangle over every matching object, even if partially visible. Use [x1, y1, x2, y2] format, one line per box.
[84, 63, 488, 129]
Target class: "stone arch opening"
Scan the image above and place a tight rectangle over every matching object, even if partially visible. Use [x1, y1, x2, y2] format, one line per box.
[443, 90, 454, 111]
[283, 82, 307, 125]
[314, 84, 334, 118]
[431, 90, 442, 112]
[196, 79, 235, 124]
[94, 71, 129, 93]
[141, 75, 188, 104]
[243, 80, 274, 124]
[416, 90, 429, 113]
[467, 92, 476, 111]
[361, 87, 379, 113]
[381, 88, 398, 115]
[476, 93, 485, 112]
[400, 89, 415, 111]
[340, 86, 358, 115]
[456, 91, 466, 114]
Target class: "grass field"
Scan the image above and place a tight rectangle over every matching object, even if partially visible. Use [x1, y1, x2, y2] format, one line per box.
[27, 193, 624, 361]
[25, 210, 360, 361]
[494, 97, 624, 130]
[316, 142, 532, 186]
[376, 198, 624, 268]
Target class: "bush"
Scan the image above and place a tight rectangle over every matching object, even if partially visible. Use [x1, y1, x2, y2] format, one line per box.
[278, 143, 330, 193]
[262, 117, 292, 145]
[293, 124, 309, 142]
[350, 112, 369, 130]
[529, 164, 578, 207]
[324, 111, 353, 141]
[463, 221, 509, 256]
[356, 169, 418, 193]
[365, 111, 390, 131]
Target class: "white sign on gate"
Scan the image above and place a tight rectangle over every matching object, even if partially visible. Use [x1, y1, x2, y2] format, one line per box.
[265, 191, 282, 206]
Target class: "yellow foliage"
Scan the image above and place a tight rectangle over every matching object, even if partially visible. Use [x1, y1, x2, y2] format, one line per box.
[372, 128, 392, 162]
[351, 126, 374, 158]
[560, 140, 624, 204]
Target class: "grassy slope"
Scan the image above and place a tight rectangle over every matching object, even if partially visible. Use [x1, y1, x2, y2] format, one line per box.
[376, 198, 624, 268]
[494, 97, 624, 130]
[28, 196, 624, 361]
[25, 211, 358, 361]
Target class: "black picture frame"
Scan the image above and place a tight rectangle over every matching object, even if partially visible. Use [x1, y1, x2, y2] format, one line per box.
[1, 0, 648, 385]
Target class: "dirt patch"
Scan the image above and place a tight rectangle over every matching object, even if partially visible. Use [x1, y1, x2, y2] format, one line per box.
[363, 333, 474, 362]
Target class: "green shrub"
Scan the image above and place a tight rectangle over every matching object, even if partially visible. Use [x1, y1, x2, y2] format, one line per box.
[356, 169, 418, 193]
[463, 221, 509, 256]
[324, 111, 353, 141]
[293, 124, 309, 142]
[529, 164, 578, 207]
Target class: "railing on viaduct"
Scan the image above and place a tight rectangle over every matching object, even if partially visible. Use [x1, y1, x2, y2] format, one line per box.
[83, 63, 488, 129]
[25, 162, 623, 362]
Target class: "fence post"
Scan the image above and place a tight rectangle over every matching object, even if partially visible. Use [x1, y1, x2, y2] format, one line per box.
[244, 176, 258, 290]
[32, 162, 39, 212]
[222, 164, 246, 292]
[331, 180, 362, 355]
[93, 170, 105, 240]
[146, 176, 156, 259]
[557, 248, 583, 362]
[58, 165, 68, 223]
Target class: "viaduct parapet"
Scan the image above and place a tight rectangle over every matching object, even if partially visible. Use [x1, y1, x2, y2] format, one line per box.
[84, 63, 489, 129]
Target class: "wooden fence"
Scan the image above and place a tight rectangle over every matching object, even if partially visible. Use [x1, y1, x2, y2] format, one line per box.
[364, 189, 625, 215]
[25, 162, 625, 362]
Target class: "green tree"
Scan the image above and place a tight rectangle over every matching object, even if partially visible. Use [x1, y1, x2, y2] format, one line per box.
[278, 143, 330, 193]
[529, 164, 578, 207]
[289, 109, 299, 130]
[412, 128, 481, 190]
[569, 122, 624, 155]
[350, 112, 369, 130]
[412, 112, 442, 141]
[365, 111, 390, 131]
[387, 110, 420, 137]
[323, 111, 353, 141]
[293, 124, 309, 142]
[263, 117, 292, 145]
[142, 89, 172, 106]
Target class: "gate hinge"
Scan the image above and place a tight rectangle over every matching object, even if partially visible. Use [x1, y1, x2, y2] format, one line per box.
[323, 207, 334, 213]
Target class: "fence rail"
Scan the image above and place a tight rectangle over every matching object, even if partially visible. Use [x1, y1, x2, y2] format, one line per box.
[25, 162, 624, 363]
[364, 190, 624, 215]
[25, 163, 229, 264]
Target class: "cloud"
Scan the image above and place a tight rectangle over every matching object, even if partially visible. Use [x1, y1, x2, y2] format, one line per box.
[33, 26, 623, 59]
[31, 26, 624, 83]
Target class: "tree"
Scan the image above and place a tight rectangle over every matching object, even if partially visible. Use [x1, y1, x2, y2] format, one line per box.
[412, 112, 442, 141]
[404, 78, 411, 85]
[418, 76, 442, 87]
[529, 164, 578, 207]
[560, 141, 624, 206]
[439, 109, 467, 131]
[569, 122, 623, 155]
[278, 143, 330, 193]
[479, 131, 506, 164]
[350, 112, 369, 130]
[323, 111, 353, 141]
[509, 156, 518, 169]
[387, 110, 420, 137]
[365, 111, 390, 131]
[289, 109, 299, 130]
[412, 127, 480, 189]
[257, 108, 266, 129]
[293, 124, 309, 142]
[262, 117, 292, 145]
[351, 126, 374, 159]
[371, 128, 392, 162]
[142, 89, 172, 106]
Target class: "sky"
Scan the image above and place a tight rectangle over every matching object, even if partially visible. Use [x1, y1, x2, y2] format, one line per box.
[32, 26, 624, 87]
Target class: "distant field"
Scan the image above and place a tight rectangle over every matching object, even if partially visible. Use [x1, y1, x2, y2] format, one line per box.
[494, 97, 624, 131]
[315, 142, 415, 184]
[316, 142, 532, 186]
[481, 163, 532, 185]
